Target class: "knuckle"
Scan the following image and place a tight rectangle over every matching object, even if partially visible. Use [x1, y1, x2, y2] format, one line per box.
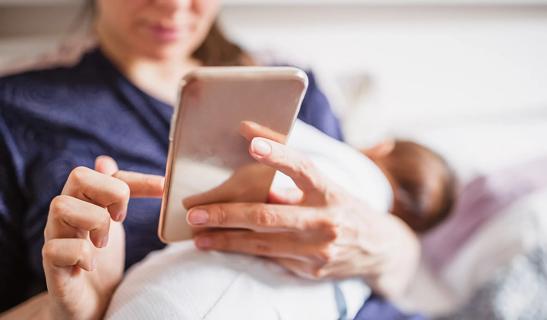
[112, 181, 131, 201]
[293, 158, 324, 189]
[49, 195, 70, 219]
[294, 158, 315, 180]
[42, 241, 56, 260]
[211, 206, 229, 226]
[78, 240, 92, 259]
[310, 266, 327, 279]
[314, 218, 338, 241]
[97, 209, 111, 229]
[255, 206, 277, 227]
[69, 166, 91, 185]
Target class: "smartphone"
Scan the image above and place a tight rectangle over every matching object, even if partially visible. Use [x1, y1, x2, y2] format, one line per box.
[158, 67, 308, 243]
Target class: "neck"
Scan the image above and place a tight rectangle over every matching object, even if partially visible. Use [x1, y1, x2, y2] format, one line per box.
[97, 26, 199, 105]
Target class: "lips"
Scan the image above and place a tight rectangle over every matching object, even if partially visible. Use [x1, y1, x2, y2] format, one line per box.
[148, 24, 182, 42]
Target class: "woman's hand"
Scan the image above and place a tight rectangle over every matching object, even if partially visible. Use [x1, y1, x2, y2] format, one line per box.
[42, 156, 163, 320]
[188, 137, 420, 298]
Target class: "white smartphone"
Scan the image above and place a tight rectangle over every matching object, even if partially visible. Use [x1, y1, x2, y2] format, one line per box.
[158, 67, 308, 243]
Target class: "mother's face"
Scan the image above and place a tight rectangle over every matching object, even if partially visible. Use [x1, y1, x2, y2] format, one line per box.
[96, 0, 220, 60]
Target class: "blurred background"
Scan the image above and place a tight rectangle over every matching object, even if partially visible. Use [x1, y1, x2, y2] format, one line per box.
[2, 0, 547, 175]
[1, 0, 547, 318]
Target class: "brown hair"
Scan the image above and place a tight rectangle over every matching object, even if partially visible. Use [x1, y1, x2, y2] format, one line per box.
[192, 22, 254, 66]
[380, 140, 457, 233]
[82, 1, 253, 66]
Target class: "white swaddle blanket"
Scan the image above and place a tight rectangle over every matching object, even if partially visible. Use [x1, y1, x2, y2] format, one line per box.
[106, 120, 392, 320]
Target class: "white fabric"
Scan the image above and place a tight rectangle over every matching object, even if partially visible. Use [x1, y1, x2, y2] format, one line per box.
[396, 189, 547, 317]
[440, 189, 547, 308]
[278, 120, 393, 214]
[106, 120, 392, 320]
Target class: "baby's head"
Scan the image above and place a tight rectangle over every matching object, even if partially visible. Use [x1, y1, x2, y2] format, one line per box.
[363, 140, 457, 233]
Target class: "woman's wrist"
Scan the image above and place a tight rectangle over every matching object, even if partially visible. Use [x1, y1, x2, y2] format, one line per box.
[360, 212, 421, 299]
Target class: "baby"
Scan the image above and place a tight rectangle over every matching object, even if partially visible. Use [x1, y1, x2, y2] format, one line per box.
[105, 120, 456, 320]
[362, 139, 457, 233]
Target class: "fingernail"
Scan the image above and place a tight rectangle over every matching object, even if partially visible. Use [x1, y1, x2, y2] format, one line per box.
[252, 139, 271, 157]
[195, 237, 212, 249]
[188, 209, 209, 225]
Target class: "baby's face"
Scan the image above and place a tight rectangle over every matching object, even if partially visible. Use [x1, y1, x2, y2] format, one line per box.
[362, 140, 456, 233]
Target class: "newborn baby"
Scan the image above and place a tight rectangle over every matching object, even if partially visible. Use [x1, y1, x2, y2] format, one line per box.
[106, 120, 455, 319]
[362, 139, 456, 233]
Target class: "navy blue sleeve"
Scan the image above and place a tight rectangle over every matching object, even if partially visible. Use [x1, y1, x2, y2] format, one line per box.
[354, 294, 426, 320]
[297, 72, 344, 142]
[0, 113, 31, 312]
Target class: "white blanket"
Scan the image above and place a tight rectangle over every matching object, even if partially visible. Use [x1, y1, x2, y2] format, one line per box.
[106, 120, 392, 320]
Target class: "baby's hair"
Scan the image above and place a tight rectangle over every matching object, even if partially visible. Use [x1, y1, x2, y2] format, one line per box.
[383, 140, 457, 233]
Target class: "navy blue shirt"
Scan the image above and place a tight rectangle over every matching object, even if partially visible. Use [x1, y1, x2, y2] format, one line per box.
[0, 48, 343, 311]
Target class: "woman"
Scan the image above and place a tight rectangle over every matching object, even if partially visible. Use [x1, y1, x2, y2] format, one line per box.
[0, 1, 419, 319]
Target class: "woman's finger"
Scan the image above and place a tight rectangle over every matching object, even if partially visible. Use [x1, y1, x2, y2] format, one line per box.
[61, 166, 130, 221]
[95, 155, 164, 198]
[272, 257, 327, 280]
[187, 202, 319, 232]
[194, 230, 318, 262]
[47, 195, 111, 248]
[239, 121, 287, 143]
[113, 170, 164, 198]
[42, 238, 96, 272]
[248, 137, 327, 199]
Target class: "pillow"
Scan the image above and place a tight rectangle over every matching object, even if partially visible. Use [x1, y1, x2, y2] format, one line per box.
[421, 156, 547, 274]
[440, 188, 547, 307]
[397, 188, 547, 317]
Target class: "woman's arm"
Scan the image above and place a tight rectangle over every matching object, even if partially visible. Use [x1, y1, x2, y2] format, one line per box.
[187, 136, 420, 299]
[0, 293, 49, 320]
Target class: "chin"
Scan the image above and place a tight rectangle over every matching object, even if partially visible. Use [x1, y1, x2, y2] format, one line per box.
[143, 43, 194, 61]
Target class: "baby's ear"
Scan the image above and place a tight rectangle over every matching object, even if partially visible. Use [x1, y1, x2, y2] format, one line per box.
[362, 139, 396, 160]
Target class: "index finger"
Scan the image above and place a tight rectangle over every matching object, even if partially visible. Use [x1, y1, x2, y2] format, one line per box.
[113, 170, 164, 198]
[96, 155, 164, 198]
[249, 137, 327, 198]
[239, 121, 287, 144]
[187, 202, 326, 234]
